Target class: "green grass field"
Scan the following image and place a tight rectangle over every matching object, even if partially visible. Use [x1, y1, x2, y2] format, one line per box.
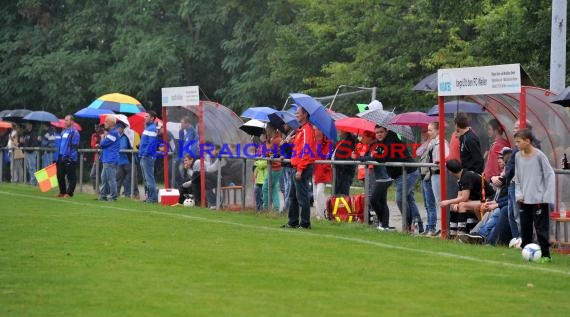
[1, 184, 569, 317]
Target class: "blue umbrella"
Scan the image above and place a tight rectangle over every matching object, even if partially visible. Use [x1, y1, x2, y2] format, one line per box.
[23, 111, 59, 123]
[240, 106, 277, 121]
[75, 107, 114, 119]
[268, 111, 300, 133]
[290, 93, 337, 140]
[426, 100, 485, 116]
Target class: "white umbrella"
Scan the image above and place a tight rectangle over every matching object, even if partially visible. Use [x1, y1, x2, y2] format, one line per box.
[357, 109, 414, 141]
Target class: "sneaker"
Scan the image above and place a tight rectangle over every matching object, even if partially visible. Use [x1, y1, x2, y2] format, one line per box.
[298, 225, 312, 230]
[98, 197, 108, 201]
[280, 223, 298, 229]
[466, 233, 484, 244]
[537, 257, 552, 264]
[55, 193, 64, 198]
[62, 194, 71, 198]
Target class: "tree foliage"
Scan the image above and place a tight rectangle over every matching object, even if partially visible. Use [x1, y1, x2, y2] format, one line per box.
[0, 0, 565, 116]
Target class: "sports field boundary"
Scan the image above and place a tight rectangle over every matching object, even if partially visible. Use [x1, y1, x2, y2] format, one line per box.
[1, 189, 569, 277]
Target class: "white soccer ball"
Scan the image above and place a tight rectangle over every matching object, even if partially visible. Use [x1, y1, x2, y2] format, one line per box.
[509, 237, 522, 249]
[183, 196, 195, 207]
[521, 243, 542, 262]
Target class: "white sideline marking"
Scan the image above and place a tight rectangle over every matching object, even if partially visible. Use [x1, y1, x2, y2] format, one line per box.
[2, 190, 569, 276]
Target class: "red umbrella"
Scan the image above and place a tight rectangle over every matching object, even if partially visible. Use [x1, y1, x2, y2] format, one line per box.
[389, 111, 437, 127]
[128, 112, 146, 135]
[0, 121, 13, 129]
[51, 119, 82, 131]
[334, 117, 376, 135]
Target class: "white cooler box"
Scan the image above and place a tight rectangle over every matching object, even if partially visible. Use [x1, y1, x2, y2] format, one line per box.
[158, 188, 180, 206]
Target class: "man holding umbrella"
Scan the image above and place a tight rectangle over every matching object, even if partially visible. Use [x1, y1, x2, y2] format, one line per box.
[282, 106, 316, 229]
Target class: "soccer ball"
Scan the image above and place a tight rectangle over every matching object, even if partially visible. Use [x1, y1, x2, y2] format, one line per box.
[509, 237, 522, 249]
[521, 243, 542, 262]
[183, 195, 195, 207]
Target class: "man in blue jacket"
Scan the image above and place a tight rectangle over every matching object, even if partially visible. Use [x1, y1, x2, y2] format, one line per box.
[98, 116, 120, 201]
[116, 122, 139, 198]
[139, 111, 158, 203]
[55, 115, 80, 198]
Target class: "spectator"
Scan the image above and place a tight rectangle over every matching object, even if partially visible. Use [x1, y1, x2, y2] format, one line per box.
[279, 125, 295, 211]
[426, 121, 449, 235]
[440, 159, 495, 238]
[189, 144, 224, 208]
[8, 123, 24, 183]
[139, 111, 158, 203]
[21, 122, 40, 185]
[116, 122, 139, 199]
[254, 155, 267, 211]
[468, 147, 511, 245]
[89, 124, 103, 191]
[0, 128, 10, 181]
[356, 128, 393, 230]
[483, 119, 510, 181]
[514, 128, 555, 263]
[367, 127, 423, 233]
[55, 115, 80, 197]
[177, 116, 198, 185]
[332, 131, 357, 195]
[501, 120, 540, 241]
[417, 126, 435, 235]
[312, 126, 332, 219]
[282, 106, 316, 229]
[98, 116, 120, 201]
[40, 125, 58, 168]
[454, 112, 484, 174]
[178, 154, 196, 205]
[263, 125, 283, 212]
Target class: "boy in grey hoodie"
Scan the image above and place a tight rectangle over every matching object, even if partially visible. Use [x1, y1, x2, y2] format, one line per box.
[514, 128, 555, 263]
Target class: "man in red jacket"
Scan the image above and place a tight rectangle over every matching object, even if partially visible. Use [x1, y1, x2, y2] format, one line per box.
[282, 106, 316, 229]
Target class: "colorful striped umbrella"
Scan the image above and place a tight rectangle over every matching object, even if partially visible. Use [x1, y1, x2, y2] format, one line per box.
[87, 93, 145, 114]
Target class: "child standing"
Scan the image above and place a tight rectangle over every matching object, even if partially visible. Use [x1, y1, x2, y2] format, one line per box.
[514, 128, 555, 263]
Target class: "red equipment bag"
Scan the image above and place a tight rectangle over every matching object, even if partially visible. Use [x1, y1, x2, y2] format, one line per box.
[326, 195, 363, 223]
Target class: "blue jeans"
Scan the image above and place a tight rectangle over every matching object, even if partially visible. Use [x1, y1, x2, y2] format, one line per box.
[422, 177, 437, 232]
[255, 184, 263, 210]
[507, 183, 520, 238]
[395, 169, 423, 231]
[25, 152, 37, 185]
[140, 156, 157, 202]
[288, 165, 313, 228]
[100, 163, 118, 200]
[41, 151, 54, 169]
[280, 167, 293, 211]
[263, 169, 283, 211]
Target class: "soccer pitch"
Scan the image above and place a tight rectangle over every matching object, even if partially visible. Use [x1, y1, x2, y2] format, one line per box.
[1, 184, 569, 317]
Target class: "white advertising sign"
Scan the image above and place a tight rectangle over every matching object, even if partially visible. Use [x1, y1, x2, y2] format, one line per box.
[438, 64, 521, 96]
[162, 86, 200, 107]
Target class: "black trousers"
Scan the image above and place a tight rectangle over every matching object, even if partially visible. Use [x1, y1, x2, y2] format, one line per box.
[57, 158, 77, 196]
[520, 203, 551, 258]
[370, 180, 392, 228]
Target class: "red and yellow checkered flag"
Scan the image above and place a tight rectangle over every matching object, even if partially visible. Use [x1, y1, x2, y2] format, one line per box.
[34, 163, 58, 192]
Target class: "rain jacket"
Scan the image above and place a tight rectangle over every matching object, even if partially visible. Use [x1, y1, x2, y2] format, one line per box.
[291, 122, 316, 172]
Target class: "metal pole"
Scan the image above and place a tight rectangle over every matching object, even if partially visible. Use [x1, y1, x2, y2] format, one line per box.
[95, 152, 100, 192]
[241, 158, 247, 210]
[23, 151, 27, 184]
[402, 166, 408, 232]
[216, 158, 222, 210]
[79, 152, 84, 193]
[438, 95, 448, 238]
[0, 148, 3, 183]
[267, 159, 272, 210]
[550, 0, 567, 94]
[130, 150, 135, 199]
[371, 87, 377, 101]
[363, 163, 370, 224]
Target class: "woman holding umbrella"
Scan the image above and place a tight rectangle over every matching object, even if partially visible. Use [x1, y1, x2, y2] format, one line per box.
[8, 122, 24, 183]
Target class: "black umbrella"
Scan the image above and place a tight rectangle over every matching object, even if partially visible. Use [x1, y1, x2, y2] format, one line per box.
[551, 86, 570, 107]
[2, 109, 32, 122]
[0, 110, 12, 118]
[412, 72, 438, 92]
